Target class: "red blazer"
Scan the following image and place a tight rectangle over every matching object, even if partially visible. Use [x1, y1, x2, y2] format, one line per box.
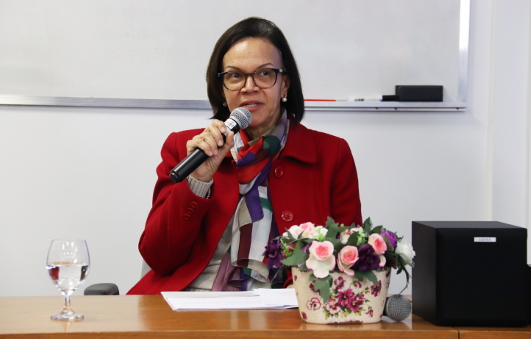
[127, 122, 362, 295]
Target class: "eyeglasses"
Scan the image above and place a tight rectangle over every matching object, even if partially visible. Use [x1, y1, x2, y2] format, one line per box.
[218, 68, 284, 91]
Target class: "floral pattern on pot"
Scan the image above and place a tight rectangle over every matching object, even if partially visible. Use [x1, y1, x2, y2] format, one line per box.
[292, 267, 391, 324]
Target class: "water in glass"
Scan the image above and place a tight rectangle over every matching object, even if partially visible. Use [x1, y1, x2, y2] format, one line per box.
[46, 239, 90, 321]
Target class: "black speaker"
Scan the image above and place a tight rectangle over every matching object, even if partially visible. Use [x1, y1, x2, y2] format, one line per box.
[528, 265, 531, 324]
[412, 221, 528, 327]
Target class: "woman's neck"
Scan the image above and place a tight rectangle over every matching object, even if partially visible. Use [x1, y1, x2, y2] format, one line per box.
[246, 124, 277, 141]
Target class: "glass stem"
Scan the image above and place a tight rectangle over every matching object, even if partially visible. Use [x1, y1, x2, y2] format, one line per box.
[62, 293, 73, 314]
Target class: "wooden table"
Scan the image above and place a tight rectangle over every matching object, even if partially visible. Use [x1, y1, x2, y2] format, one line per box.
[456, 326, 531, 339]
[0, 295, 527, 338]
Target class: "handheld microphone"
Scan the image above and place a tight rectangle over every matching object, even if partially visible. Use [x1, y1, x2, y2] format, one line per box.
[169, 107, 252, 183]
[383, 294, 412, 322]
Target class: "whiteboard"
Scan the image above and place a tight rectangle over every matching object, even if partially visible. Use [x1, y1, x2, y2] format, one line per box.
[0, 0, 464, 103]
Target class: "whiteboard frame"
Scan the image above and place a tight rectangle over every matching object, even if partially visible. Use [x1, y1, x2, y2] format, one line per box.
[0, 0, 469, 112]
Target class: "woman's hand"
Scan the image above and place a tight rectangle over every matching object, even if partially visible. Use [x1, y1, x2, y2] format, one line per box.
[186, 120, 235, 182]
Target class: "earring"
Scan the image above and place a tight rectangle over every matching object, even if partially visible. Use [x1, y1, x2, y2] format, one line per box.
[223, 102, 227, 107]
[282, 95, 288, 103]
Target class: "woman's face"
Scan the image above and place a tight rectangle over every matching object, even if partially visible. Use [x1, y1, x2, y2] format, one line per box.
[221, 37, 289, 139]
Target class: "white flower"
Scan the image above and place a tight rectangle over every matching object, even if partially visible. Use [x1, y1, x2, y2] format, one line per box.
[310, 226, 328, 241]
[395, 238, 415, 265]
[299, 222, 316, 238]
[339, 227, 363, 244]
[340, 229, 353, 244]
[379, 254, 386, 268]
[287, 225, 303, 239]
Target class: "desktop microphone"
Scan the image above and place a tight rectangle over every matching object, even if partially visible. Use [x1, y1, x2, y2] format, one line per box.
[169, 107, 252, 183]
[383, 294, 412, 322]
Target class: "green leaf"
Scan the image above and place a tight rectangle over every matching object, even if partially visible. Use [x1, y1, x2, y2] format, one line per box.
[325, 216, 338, 229]
[280, 241, 308, 266]
[371, 225, 383, 234]
[396, 254, 406, 268]
[346, 233, 359, 247]
[313, 276, 333, 303]
[325, 217, 341, 240]
[283, 229, 294, 241]
[354, 270, 378, 284]
[363, 217, 373, 234]
[329, 238, 343, 253]
[395, 255, 411, 289]
[382, 232, 395, 248]
[270, 266, 286, 287]
[328, 238, 341, 246]
[283, 229, 305, 242]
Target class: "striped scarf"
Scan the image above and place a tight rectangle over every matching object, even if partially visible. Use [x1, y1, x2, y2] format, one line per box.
[212, 111, 289, 291]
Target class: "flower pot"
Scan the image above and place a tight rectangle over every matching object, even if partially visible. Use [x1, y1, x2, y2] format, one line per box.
[291, 267, 391, 324]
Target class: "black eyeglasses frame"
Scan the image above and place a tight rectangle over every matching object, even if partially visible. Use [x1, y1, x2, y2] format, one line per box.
[217, 68, 285, 91]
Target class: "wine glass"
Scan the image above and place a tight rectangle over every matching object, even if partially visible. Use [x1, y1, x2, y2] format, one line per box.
[46, 239, 90, 321]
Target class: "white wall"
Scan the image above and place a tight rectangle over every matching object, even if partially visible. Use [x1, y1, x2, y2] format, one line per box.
[0, 0, 530, 296]
[489, 1, 531, 231]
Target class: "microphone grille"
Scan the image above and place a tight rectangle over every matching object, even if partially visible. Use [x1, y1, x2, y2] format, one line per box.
[230, 107, 252, 129]
[384, 295, 412, 322]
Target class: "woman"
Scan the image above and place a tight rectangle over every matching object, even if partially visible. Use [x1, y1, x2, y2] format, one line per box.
[128, 17, 362, 295]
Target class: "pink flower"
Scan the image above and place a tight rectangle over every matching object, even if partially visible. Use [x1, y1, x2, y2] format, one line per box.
[371, 280, 382, 297]
[368, 234, 387, 254]
[325, 299, 341, 314]
[306, 297, 322, 310]
[347, 293, 365, 313]
[306, 241, 335, 278]
[299, 222, 315, 238]
[337, 246, 359, 276]
[337, 289, 354, 306]
[334, 276, 346, 290]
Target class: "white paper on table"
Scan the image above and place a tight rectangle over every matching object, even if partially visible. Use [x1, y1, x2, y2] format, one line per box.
[255, 288, 299, 306]
[161, 289, 298, 310]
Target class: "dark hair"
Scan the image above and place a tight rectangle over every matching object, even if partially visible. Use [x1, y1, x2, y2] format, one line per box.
[206, 17, 304, 124]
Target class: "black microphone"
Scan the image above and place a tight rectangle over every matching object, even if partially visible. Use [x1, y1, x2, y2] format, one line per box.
[169, 107, 252, 183]
[383, 294, 412, 322]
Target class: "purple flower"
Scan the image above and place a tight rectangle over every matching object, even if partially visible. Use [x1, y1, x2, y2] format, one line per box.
[306, 297, 322, 310]
[325, 299, 341, 314]
[347, 293, 365, 313]
[334, 276, 346, 290]
[381, 231, 397, 247]
[352, 244, 381, 271]
[337, 289, 354, 307]
[263, 239, 282, 268]
[370, 280, 382, 297]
